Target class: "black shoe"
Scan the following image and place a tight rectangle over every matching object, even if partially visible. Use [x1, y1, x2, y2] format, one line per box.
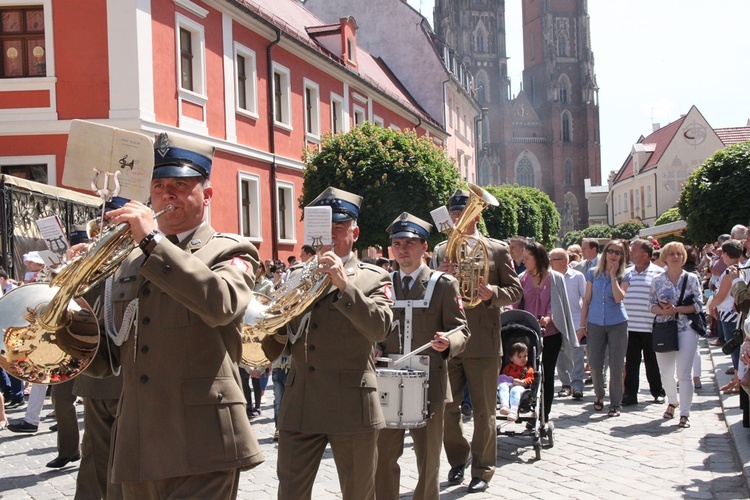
[46, 454, 80, 468]
[7, 420, 38, 433]
[653, 395, 665, 404]
[4, 398, 25, 409]
[621, 396, 638, 406]
[50, 424, 58, 432]
[572, 390, 584, 400]
[584, 377, 593, 385]
[467, 477, 489, 493]
[461, 404, 472, 417]
[448, 463, 468, 484]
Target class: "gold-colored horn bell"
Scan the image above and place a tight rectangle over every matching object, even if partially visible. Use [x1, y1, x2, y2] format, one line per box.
[0, 220, 141, 384]
[444, 183, 499, 308]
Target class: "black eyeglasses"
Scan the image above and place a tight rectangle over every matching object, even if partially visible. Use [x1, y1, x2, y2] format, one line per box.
[606, 248, 623, 256]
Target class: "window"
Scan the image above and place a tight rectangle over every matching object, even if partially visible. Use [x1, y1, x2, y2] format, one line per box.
[238, 173, 261, 241]
[517, 157, 534, 187]
[646, 185, 652, 207]
[1, 6, 45, 78]
[176, 15, 206, 96]
[347, 38, 354, 62]
[277, 181, 296, 243]
[1, 163, 46, 182]
[564, 159, 573, 185]
[234, 44, 257, 117]
[303, 79, 320, 139]
[373, 115, 384, 127]
[635, 188, 640, 210]
[557, 34, 567, 57]
[331, 93, 344, 134]
[477, 82, 486, 103]
[272, 63, 291, 128]
[476, 32, 485, 53]
[447, 98, 453, 127]
[562, 112, 571, 142]
[353, 105, 365, 127]
[623, 193, 628, 211]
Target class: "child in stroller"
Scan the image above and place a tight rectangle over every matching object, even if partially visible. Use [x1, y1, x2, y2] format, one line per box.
[498, 342, 535, 422]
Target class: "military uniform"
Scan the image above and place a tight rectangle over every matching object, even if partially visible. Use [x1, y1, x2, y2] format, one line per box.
[262, 187, 394, 500]
[376, 265, 469, 500]
[433, 229, 521, 485]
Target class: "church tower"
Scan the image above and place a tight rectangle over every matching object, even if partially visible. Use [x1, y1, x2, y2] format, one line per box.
[434, 0, 601, 231]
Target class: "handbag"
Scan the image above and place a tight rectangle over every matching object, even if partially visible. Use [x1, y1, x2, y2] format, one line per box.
[652, 272, 688, 353]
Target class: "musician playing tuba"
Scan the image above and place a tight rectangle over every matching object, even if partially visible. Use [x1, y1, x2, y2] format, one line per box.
[59, 132, 264, 498]
[431, 188, 522, 494]
[374, 212, 469, 500]
[260, 186, 394, 500]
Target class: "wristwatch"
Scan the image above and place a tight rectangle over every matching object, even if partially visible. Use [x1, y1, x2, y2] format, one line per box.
[138, 229, 164, 256]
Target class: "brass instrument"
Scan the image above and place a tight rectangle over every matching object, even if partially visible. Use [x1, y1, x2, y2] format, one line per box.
[444, 183, 499, 308]
[0, 205, 173, 384]
[242, 256, 331, 366]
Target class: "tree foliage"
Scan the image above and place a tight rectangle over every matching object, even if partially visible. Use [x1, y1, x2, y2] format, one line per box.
[582, 224, 613, 239]
[561, 230, 584, 248]
[655, 207, 682, 226]
[611, 219, 646, 240]
[482, 185, 518, 240]
[481, 185, 559, 249]
[301, 123, 462, 251]
[678, 141, 750, 244]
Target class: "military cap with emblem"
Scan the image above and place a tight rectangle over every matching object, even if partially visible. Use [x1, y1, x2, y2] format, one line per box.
[387, 212, 432, 241]
[153, 132, 215, 179]
[448, 189, 471, 211]
[307, 186, 363, 222]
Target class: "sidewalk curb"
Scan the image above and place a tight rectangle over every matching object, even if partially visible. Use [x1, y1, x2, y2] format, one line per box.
[708, 340, 750, 492]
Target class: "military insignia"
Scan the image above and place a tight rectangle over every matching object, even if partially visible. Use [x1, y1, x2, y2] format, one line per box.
[456, 296, 464, 310]
[155, 133, 170, 158]
[230, 257, 250, 273]
[399, 212, 408, 221]
[383, 283, 393, 301]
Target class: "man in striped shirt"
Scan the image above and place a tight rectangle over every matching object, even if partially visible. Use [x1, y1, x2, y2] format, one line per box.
[622, 239, 666, 406]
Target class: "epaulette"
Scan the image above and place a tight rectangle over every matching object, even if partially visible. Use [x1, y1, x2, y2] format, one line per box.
[213, 232, 244, 243]
[488, 237, 509, 247]
[437, 272, 457, 283]
[358, 262, 386, 274]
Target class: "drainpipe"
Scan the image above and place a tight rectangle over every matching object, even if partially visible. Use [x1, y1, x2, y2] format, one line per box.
[653, 171, 658, 219]
[267, 28, 281, 260]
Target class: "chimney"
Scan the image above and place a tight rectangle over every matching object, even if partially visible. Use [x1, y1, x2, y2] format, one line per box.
[652, 123, 660, 132]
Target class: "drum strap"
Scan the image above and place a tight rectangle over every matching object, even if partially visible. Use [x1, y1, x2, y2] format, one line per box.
[391, 271, 443, 353]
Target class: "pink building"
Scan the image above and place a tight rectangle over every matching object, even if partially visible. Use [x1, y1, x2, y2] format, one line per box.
[0, 0, 446, 261]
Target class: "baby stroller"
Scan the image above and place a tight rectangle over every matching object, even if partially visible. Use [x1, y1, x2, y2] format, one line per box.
[496, 309, 554, 459]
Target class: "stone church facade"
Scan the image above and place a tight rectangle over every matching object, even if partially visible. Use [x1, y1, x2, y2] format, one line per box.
[435, 0, 601, 232]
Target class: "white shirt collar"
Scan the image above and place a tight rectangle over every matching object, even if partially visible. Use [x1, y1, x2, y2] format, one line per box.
[400, 263, 425, 282]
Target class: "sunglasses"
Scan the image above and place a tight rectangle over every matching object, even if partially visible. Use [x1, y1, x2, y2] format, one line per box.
[606, 248, 623, 256]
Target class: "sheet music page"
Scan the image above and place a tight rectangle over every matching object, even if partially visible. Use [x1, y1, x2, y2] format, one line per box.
[303, 206, 332, 247]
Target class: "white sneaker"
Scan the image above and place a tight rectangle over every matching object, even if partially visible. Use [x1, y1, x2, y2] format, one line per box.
[507, 410, 518, 422]
[499, 406, 510, 415]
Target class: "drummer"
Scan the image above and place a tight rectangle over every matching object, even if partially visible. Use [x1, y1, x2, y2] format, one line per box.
[375, 213, 470, 500]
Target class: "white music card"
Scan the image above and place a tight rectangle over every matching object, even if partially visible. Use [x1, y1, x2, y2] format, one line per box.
[304, 206, 332, 248]
[430, 206, 454, 234]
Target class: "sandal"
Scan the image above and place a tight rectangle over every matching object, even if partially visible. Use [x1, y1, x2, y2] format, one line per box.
[608, 407, 621, 417]
[663, 403, 678, 419]
[593, 400, 604, 411]
[558, 386, 572, 397]
[678, 416, 690, 428]
[0, 419, 7, 431]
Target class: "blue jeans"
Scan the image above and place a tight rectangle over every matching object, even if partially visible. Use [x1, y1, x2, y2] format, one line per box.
[272, 368, 288, 426]
[497, 383, 525, 411]
[0, 368, 24, 402]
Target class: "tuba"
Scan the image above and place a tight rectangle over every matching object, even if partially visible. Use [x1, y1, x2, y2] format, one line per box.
[241, 256, 331, 366]
[0, 206, 172, 384]
[444, 183, 499, 308]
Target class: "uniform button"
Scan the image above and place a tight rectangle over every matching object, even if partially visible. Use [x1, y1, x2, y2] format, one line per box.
[142, 317, 150, 326]
[308, 366, 315, 373]
[345, 302, 352, 309]
[140, 375, 149, 384]
[140, 345, 149, 354]
[217, 392, 224, 401]
[309, 344, 315, 351]
[162, 265, 171, 274]
[142, 287, 150, 296]
[119, 292, 125, 298]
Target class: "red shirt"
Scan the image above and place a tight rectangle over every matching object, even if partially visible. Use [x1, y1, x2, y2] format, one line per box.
[501, 363, 535, 387]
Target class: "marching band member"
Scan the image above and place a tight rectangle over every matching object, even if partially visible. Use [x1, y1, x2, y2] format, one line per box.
[262, 187, 393, 500]
[375, 212, 469, 500]
[432, 189, 522, 493]
[63, 133, 263, 499]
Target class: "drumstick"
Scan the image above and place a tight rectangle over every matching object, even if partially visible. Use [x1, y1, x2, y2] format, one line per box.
[392, 325, 464, 366]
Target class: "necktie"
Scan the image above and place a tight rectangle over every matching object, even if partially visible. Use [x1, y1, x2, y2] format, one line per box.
[166, 234, 179, 244]
[401, 276, 412, 297]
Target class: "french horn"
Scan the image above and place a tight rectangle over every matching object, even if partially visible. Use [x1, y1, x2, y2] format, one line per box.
[444, 183, 499, 308]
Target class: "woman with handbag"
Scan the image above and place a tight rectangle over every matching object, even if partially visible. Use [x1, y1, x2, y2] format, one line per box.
[578, 239, 631, 417]
[649, 242, 704, 428]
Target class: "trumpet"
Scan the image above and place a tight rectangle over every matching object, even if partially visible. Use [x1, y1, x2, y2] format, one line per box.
[0, 205, 173, 384]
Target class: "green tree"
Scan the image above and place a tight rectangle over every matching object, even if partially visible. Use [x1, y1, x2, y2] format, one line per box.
[582, 224, 613, 239]
[301, 122, 462, 251]
[611, 219, 646, 240]
[483, 185, 519, 240]
[561, 230, 584, 248]
[506, 185, 542, 242]
[679, 141, 750, 244]
[652, 207, 686, 246]
[524, 187, 561, 249]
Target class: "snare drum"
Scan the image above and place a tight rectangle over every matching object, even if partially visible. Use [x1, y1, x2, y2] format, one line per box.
[376, 368, 429, 429]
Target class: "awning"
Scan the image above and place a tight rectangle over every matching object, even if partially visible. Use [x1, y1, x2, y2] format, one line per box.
[2, 175, 101, 206]
[639, 220, 687, 239]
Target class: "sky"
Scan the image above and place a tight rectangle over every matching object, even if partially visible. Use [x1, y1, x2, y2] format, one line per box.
[406, 0, 750, 182]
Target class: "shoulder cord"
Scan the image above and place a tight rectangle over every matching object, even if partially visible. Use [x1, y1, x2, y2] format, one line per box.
[104, 275, 139, 347]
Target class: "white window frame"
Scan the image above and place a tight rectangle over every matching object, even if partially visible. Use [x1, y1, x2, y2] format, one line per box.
[623, 193, 628, 211]
[276, 181, 296, 244]
[303, 78, 320, 141]
[373, 115, 384, 127]
[0, 154, 56, 186]
[175, 14, 207, 100]
[353, 104, 365, 127]
[237, 172, 261, 243]
[330, 92, 344, 134]
[646, 185, 653, 207]
[234, 43, 258, 119]
[272, 62, 292, 131]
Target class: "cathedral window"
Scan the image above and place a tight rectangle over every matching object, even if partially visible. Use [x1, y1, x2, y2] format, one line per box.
[557, 34, 567, 57]
[477, 82, 485, 103]
[517, 157, 534, 187]
[564, 159, 573, 185]
[558, 74, 571, 104]
[562, 112, 572, 142]
[476, 32, 485, 53]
